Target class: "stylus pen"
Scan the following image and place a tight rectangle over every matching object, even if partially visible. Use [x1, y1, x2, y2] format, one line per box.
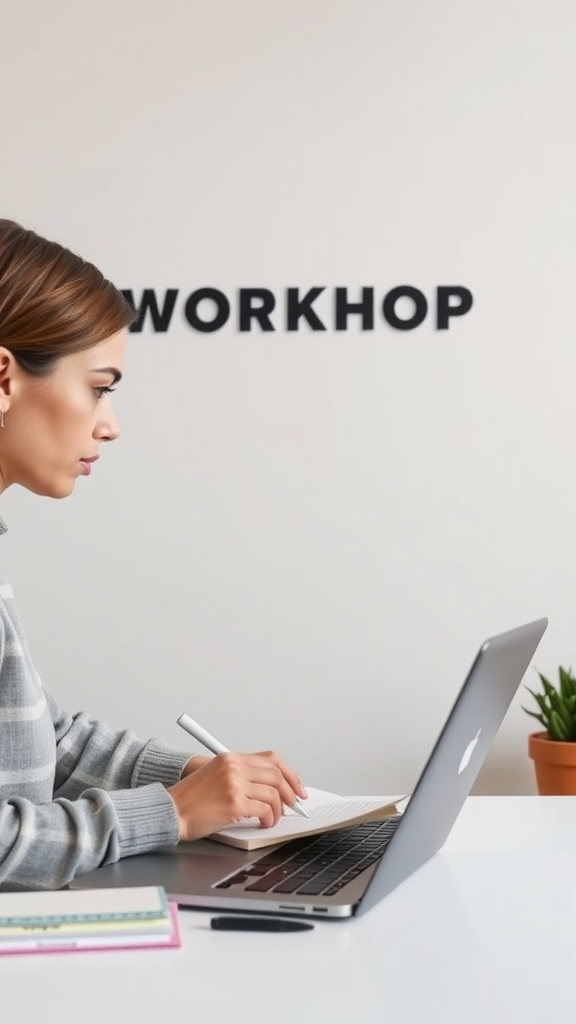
[211, 917, 314, 933]
[177, 712, 310, 818]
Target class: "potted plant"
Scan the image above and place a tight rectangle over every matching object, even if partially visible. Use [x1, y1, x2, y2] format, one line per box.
[524, 666, 576, 794]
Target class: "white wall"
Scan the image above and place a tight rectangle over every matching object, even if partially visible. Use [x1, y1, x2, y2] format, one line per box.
[1, 0, 575, 796]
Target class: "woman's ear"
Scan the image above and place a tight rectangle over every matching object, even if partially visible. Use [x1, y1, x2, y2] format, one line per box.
[0, 348, 18, 416]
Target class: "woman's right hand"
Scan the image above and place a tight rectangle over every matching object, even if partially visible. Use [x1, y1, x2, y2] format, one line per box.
[167, 750, 307, 842]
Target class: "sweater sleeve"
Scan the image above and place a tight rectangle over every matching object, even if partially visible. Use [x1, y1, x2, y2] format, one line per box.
[0, 782, 181, 891]
[0, 560, 193, 890]
[0, 690, 193, 891]
[45, 687, 192, 797]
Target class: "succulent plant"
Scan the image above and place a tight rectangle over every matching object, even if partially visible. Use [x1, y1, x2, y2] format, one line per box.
[523, 667, 576, 741]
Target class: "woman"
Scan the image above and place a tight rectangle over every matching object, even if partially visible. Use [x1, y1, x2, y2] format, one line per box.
[0, 219, 306, 890]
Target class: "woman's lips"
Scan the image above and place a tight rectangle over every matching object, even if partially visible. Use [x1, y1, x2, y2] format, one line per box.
[79, 456, 99, 475]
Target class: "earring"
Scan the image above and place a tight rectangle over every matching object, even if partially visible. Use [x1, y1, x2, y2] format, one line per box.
[0, 410, 4, 428]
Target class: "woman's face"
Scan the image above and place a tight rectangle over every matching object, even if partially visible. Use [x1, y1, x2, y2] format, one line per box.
[0, 330, 126, 498]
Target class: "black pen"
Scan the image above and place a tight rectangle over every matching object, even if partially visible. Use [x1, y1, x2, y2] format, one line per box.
[211, 916, 314, 933]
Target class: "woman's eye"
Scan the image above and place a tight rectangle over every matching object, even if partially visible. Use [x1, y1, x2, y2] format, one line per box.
[94, 386, 116, 399]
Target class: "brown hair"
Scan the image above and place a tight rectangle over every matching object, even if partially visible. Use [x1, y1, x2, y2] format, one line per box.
[0, 219, 136, 375]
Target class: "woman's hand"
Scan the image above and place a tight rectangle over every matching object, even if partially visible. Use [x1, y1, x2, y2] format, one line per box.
[167, 751, 307, 842]
[180, 755, 212, 777]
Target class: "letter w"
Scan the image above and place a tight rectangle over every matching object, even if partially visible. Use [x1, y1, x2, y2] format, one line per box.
[121, 289, 179, 333]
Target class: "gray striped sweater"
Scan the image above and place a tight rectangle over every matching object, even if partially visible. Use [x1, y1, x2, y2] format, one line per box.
[0, 516, 191, 891]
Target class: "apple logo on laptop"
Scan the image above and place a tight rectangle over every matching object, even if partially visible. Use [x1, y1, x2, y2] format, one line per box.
[458, 729, 482, 774]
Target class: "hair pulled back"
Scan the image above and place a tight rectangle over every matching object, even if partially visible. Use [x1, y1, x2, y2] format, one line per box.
[0, 219, 135, 375]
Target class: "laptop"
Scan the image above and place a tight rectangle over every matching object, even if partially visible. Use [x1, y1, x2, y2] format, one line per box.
[72, 618, 547, 918]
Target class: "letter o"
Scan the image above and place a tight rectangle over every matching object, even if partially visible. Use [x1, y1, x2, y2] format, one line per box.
[383, 287, 428, 330]
[184, 289, 230, 332]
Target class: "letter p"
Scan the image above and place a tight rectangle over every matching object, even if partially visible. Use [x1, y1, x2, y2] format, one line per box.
[436, 287, 473, 330]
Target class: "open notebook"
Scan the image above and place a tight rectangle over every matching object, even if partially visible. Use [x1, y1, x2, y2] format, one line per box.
[209, 786, 408, 850]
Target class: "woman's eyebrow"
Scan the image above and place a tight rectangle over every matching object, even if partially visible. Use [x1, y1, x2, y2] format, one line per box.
[90, 366, 123, 384]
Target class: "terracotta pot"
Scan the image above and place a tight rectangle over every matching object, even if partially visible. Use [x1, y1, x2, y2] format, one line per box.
[528, 731, 576, 794]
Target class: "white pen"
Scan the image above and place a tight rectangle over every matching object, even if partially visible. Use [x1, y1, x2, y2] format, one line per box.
[176, 713, 310, 818]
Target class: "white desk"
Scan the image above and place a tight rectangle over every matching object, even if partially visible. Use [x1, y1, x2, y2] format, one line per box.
[3, 796, 576, 1024]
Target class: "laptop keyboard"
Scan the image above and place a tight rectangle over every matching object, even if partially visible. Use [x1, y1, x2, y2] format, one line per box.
[214, 816, 402, 897]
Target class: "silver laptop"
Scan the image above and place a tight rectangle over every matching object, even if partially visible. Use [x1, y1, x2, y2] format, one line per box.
[72, 618, 547, 918]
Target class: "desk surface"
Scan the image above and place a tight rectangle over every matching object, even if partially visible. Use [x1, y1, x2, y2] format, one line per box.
[3, 796, 575, 1024]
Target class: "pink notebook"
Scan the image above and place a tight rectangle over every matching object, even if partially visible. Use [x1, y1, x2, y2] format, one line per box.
[0, 901, 182, 956]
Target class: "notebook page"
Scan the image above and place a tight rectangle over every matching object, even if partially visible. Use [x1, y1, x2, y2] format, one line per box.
[216, 795, 395, 843]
